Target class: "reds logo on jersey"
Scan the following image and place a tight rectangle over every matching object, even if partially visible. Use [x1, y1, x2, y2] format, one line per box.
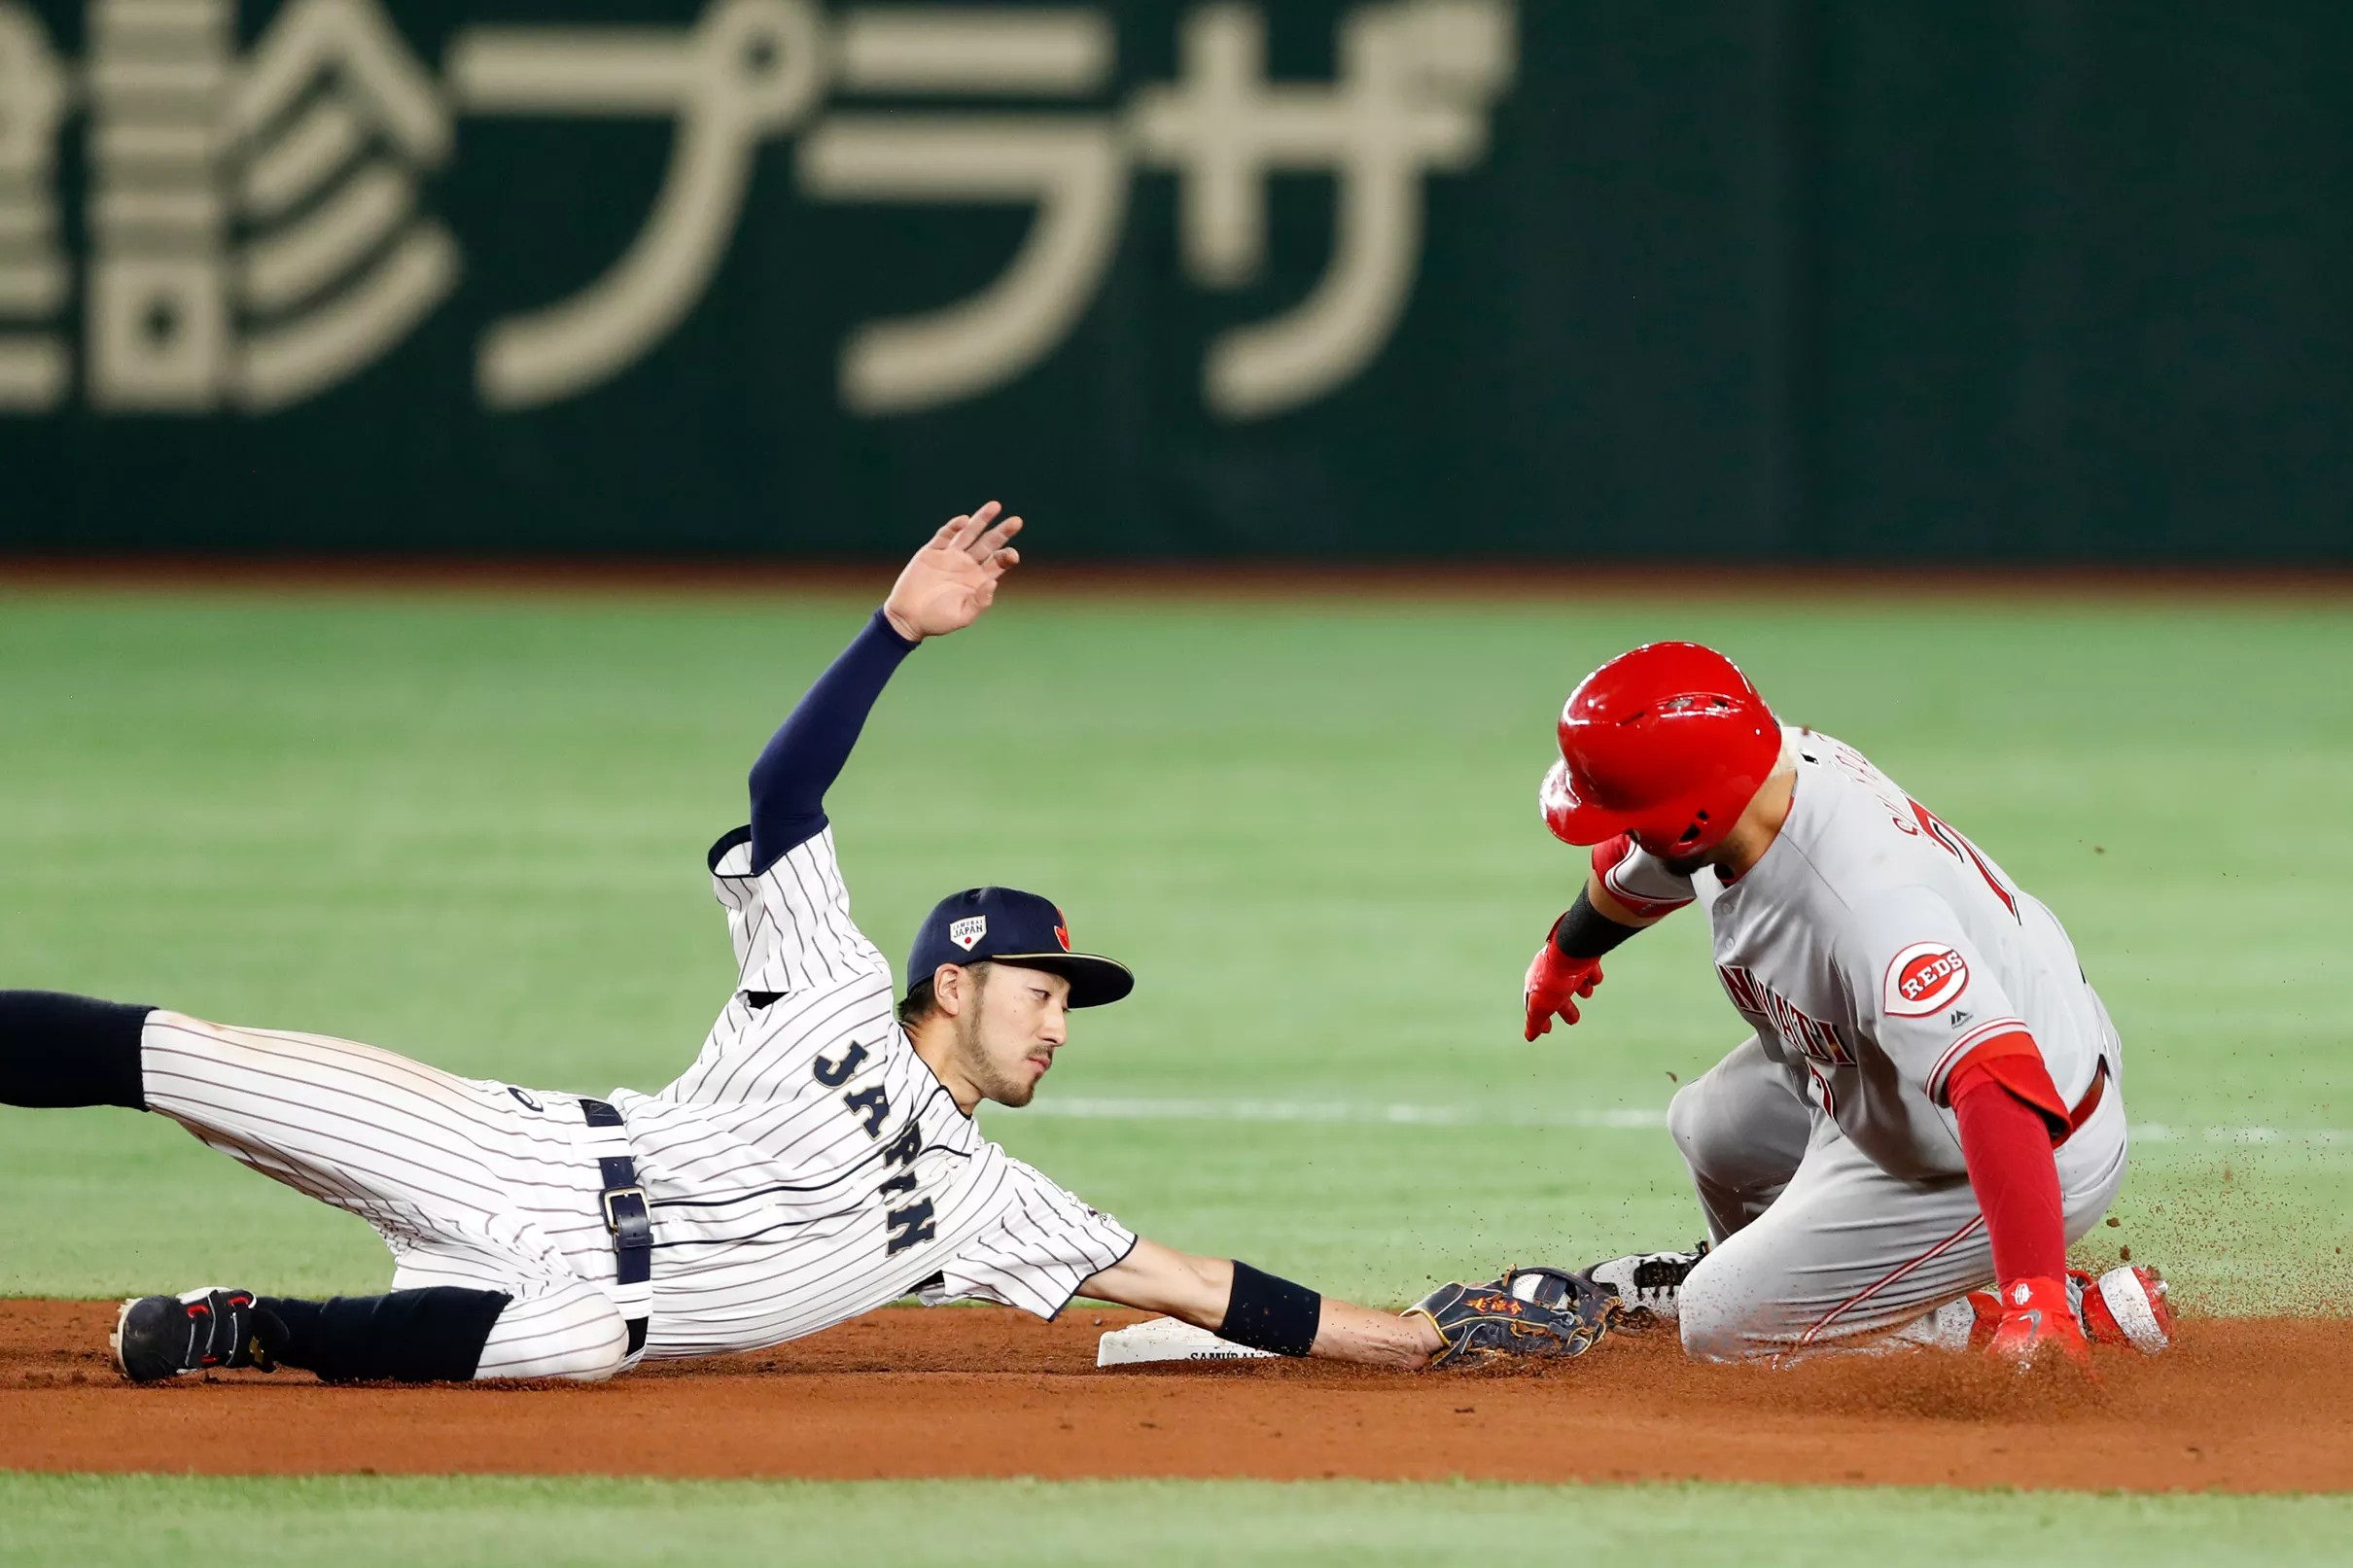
[1883, 942, 1971, 1018]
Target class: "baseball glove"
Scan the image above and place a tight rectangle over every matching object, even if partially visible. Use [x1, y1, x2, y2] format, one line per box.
[1407, 1266, 1620, 1368]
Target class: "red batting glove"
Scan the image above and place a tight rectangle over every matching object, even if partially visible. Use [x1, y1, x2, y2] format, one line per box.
[1981, 1275, 2092, 1371]
[1524, 933, 1604, 1042]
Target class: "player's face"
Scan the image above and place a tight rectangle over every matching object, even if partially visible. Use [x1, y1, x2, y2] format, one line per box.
[957, 964, 1071, 1109]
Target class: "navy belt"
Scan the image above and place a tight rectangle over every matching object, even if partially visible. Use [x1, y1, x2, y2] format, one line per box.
[581, 1098, 651, 1356]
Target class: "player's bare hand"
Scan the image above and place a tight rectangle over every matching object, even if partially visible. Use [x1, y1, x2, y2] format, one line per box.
[884, 502, 1024, 642]
[1524, 935, 1603, 1042]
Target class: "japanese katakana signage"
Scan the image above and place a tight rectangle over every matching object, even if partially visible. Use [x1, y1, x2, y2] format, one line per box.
[10, 3, 2330, 564]
[0, 0, 1515, 420]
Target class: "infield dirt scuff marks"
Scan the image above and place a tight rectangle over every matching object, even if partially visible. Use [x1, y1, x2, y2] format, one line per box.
[4, 1300, 2350, 1492]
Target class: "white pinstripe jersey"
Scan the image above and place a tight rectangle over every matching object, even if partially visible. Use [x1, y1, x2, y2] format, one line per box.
[1603, 729, 2109, 1182]
[606, 826, 1136, 1358]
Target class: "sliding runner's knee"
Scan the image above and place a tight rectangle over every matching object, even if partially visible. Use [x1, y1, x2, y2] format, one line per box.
[1674, 1254, 1783, 1364]
[473, 1282, 630, 1382]
[1666, 1076, 1747, 1187]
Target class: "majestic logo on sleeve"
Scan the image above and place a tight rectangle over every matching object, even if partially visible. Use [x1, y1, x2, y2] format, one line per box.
[1884, 942, 1971, 1017]
[948, 916, 988, 952]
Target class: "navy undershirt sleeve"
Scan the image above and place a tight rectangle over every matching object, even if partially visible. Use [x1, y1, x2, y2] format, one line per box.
[748, 609, 919, 872]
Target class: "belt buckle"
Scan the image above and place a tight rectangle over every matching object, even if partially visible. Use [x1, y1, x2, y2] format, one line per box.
[601, 1185, 647, 1234]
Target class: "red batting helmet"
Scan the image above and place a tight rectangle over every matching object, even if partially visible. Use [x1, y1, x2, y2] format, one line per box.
[1540, 642, 1781, 856]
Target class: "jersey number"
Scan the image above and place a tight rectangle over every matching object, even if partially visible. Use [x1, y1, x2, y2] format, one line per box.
[1908, 797, 2019, 922]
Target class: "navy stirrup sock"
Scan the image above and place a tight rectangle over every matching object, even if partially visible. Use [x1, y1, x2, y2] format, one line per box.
[260, 1288, 512, 1383]
[0, 990, 154, 1108]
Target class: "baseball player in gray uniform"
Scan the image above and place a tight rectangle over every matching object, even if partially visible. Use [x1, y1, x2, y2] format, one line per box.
[6, 505, 1606, 1382]
[1520, 642, 2176, 1366]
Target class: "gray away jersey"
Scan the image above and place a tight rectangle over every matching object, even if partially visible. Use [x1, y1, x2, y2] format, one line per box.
[1603, 730, 2109, 1181]
[607, 826, 1136, 1358]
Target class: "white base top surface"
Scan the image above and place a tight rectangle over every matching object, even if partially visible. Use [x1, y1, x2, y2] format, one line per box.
[1096, 1316, 1281, 1367]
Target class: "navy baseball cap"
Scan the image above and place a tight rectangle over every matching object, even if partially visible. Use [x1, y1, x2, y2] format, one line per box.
[907, 888, 1135, 1008]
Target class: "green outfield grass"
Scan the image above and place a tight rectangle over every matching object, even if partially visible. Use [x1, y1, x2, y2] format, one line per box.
[6, 1475, 2351, 1568]
[4, 586, 2349, 1551]
[0, 589, 2347, 1308]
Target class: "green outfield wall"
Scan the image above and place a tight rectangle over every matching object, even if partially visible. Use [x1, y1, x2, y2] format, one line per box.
[1, 0, 2346, 560]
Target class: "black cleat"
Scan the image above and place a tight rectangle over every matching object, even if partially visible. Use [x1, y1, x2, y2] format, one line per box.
[111, 1287, 287, 1383]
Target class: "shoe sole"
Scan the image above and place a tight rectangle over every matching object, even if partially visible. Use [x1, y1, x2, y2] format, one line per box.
[2097, 1265, 2173, 1353]
[111, 1295, 166, 1382]
[1586, 1252, 1703, 1325]
[111, 1286, 240, 1382]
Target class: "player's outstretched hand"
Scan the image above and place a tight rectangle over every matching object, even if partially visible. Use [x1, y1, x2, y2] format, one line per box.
[883, 502, 1024, 642]
[1524, 932, 1603, 1041]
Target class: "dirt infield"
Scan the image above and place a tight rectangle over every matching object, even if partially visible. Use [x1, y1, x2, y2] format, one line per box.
[5, 1302, 2352, 1491]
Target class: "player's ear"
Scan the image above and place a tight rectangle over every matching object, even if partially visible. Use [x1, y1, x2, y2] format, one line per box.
[931, 962, 968, 1016]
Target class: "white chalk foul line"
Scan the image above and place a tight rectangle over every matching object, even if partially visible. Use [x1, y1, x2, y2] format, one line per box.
[2129, 1123, 2353, 1147]
[1020, 1098, 1668, 1131]
[1022, 1097, 2353, 1146]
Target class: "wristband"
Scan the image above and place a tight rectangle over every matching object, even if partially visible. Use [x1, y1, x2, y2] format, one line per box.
[1222, 1261, 1322, 1357]
[1553, 889, 1641, 959]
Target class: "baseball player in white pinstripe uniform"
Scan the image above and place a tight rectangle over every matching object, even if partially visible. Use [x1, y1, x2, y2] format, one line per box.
[3, 505, 1475, 1383]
